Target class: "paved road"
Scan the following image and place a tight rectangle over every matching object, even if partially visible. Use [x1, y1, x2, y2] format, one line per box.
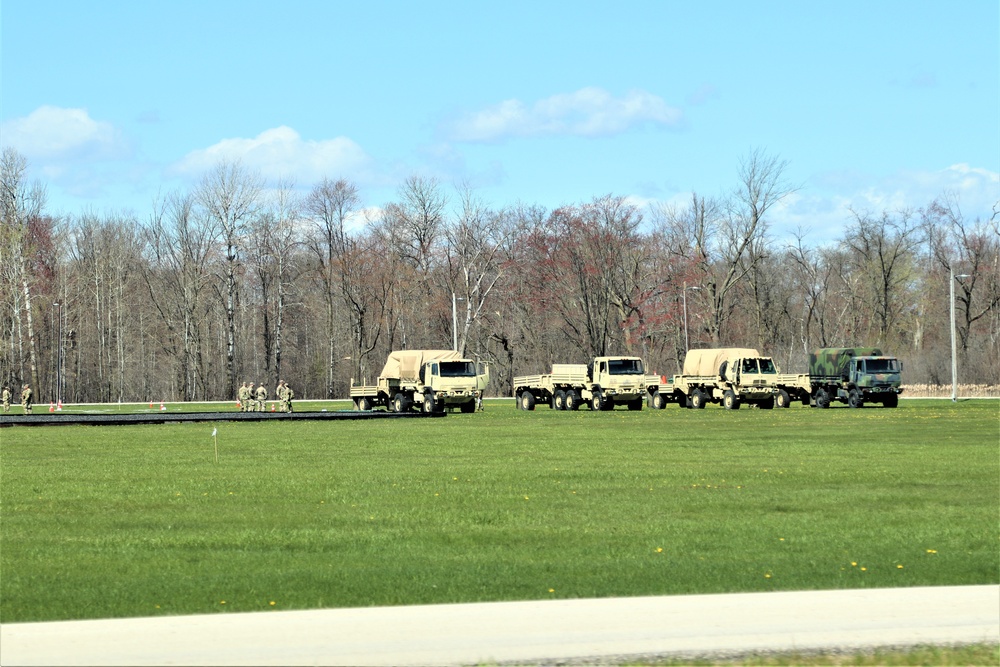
[2, 586, 997, 666]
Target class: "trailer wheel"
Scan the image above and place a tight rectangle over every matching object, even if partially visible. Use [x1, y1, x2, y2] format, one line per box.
[723, 389, 740, 410]
[565, 389, 579, 410]
[358, 397, 372, 411]
[691, 389, 707, 409]
[848, 389, 863, 409]
[520, 392, 536, 411]
[652, 391, 666, 410]
[776, 389, 791, 408]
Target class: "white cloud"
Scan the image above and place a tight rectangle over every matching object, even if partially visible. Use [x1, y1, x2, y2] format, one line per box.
[0, 106, 131, 160]
[172, 126, 376, 184]
[446, 87, 683, 143]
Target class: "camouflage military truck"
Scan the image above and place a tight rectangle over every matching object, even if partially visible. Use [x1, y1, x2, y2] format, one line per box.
[806, 347, 903, 408]
[350, 350, 490, 413]
[646, 348, 794, 410]
[514, 356, 647, 411]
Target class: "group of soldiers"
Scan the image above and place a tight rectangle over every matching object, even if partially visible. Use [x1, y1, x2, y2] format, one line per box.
[2, 384, 33, 414]
[238, 380, 294, 413]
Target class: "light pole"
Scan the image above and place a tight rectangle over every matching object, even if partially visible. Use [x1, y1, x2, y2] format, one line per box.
[949, 267, 970, 402]
[682, 282, 700, 352]
[54, 301, 62, 408]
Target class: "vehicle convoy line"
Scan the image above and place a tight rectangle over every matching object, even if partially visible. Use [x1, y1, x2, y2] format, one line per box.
[1, 586, 997, 666]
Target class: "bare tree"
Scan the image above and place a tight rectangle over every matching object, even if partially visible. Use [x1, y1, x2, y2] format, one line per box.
[0, 147, 48, 391]
[304, 177, 362, 395]
[843, 208, 923, 345]
[195, 160, 263, 396]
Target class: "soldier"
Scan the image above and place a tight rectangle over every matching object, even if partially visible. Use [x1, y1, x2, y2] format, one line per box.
[283, 382, 294, 413]
[276, 380, 287, 413]
[21, 384, 33, 414]
[2, 386, 10, 413]
[238, 382, 248, 411]
[245, 382, 255, 412]
[255, 382, 267, 412]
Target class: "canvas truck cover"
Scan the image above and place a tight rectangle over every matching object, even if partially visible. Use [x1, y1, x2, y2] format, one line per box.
[809, 347, 883, 377]
[682, 348, 761, 377]
[379, 350, 465, 381]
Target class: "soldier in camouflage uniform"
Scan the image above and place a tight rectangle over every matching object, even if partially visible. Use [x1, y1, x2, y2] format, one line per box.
[2, 386, 10, 413]
[21, 384, 33, 414]
[276, 380, 286, 413]
[238, 382, 248, 411]
[255, 383, 267, 412]
[283, 382, 294, 413]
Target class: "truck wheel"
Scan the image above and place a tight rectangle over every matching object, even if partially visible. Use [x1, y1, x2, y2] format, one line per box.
[652, 391, 666, 410]
[627, 398, 642, 411]
[520, 392, 535, 411]
[776, 389, 791, 408]
[590, 391, 604, 411]
[422, 393, 435, 413]
[565, 390, 579, 410]
[554, 390, 566, 411]
[393, 393, 409, 413]
[883, 394, 899, 408]
[848, 389, 863, 409]
[358, 397, 372, 411]
[691, 389, 706, 409]
[460, 400, 475, 413]
[815, 388, 831, 409]
[723, 389, 740, 410]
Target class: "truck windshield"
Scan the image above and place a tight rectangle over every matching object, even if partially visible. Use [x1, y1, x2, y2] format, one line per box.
[608, 359, 644, 375]
[864, 359, 899, 373]
[439, 361, 476, 377]
[757, 358, 777, 374]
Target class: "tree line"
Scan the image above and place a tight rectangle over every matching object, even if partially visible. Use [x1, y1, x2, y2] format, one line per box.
[2, 146, 998, 404]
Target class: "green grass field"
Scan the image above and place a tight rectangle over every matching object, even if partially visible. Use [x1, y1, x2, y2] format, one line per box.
[1, 399, 997, 623]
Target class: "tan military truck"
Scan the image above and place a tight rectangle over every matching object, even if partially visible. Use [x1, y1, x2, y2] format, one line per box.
[646, 348, 789, 410]
[350, 350, 490, 413]
[514, 356, 647, 411]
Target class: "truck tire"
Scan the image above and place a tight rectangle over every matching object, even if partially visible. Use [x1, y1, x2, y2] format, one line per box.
[393, 393, 409, 413]
[554, 389, 566, 411]
[848, 389, 863, 409]
[422, 393, 435, 413]
[358, 397, 372, 411]
[565, 389, 579, 410]
[627, 397, 642, 411]
[691, 388, 707, 409]
[776, 389, 791, 408]
[652, 391, 666, 410]
[590, 391, 604, 412]
[883, 394, 899, 408]
[520, 392, 535, 411]
[460, 400, 475, 413]
[723, 389, 740, 410]
[815, 388, 831, 409]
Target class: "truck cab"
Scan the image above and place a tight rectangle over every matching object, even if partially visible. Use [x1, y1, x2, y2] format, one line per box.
[588, 356, 646, 410]
[847, 356, 902, 407]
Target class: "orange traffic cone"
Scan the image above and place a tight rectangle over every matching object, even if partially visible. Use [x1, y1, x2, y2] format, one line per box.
[160, 401, 166, 411]
[49, 402, 55, 412]
[271, 403, 275, 412]
[149, 400, 154, 408]
[57, 401, 63, 411]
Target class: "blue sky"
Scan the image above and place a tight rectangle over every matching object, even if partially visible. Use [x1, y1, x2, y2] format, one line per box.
[2, 0, 998, 243]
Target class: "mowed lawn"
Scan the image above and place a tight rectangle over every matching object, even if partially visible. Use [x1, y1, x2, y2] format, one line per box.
[1, 399, 997, 623]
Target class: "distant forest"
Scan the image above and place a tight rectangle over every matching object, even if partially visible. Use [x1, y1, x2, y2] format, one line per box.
[2, 147, 998, 403]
